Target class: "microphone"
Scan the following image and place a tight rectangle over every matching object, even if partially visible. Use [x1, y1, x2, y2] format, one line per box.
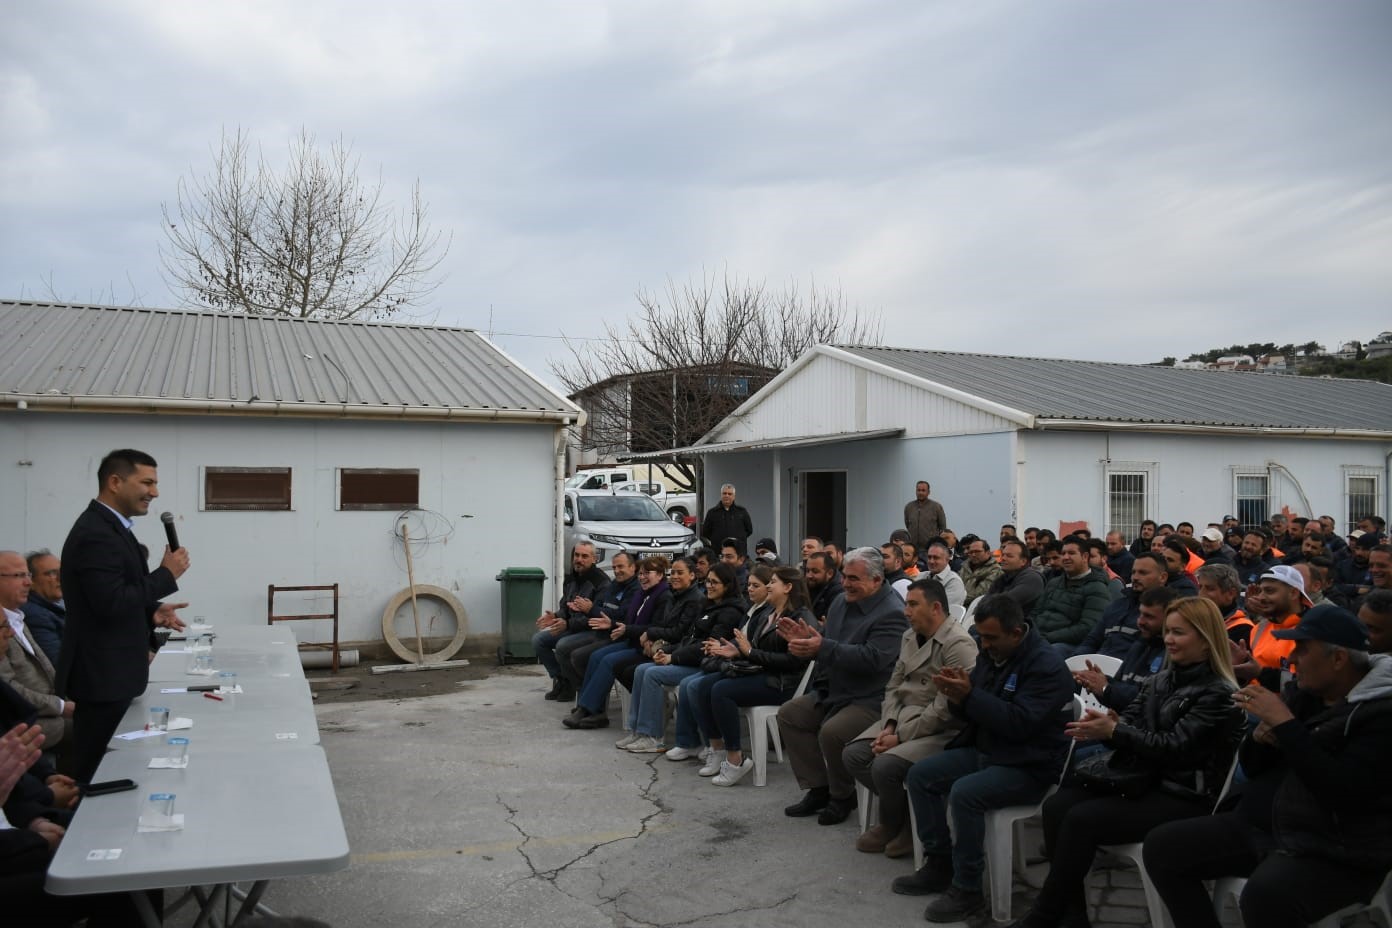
[160, 512, 181, 551]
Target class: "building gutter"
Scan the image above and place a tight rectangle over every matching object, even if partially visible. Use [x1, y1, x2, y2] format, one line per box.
[2, 392, 582, 426]
[1031, 418, 1392, 441]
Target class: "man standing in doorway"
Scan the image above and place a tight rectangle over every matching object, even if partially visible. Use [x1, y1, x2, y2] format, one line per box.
[904, 481, 947, 554]
[58, 449, 189, 783]
[700, 484, 752, 551]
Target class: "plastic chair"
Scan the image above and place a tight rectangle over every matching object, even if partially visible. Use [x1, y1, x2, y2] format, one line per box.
[948, 603, 966, 623]
[742, 661, 816, 787]
[1065, 653, 1123, 677]
[1213, 872, 1392, 928]
[963, 597, 981, 623]
[856, 782, 880, 834]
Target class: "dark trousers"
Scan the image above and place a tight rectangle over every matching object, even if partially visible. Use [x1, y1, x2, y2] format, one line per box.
[563, 636, 610, 688]
[1144, 812, 1389, 928]
[614, 652, 647, 690]
[776, 694, 879, 800]
[2, 829, 151, 927]
[689, 673, 785, 753]
[1033, 785, 1208, 920]
[71, 699, 130, 784]
[844, 739, 915, 832]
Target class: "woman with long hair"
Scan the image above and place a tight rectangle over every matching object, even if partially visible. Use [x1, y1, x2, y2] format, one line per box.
[1008, 597, 1245, 928]
[688, 565, 814, 786]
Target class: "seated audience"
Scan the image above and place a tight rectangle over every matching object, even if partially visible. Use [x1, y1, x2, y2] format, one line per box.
[892, 595, 1074, 923]
[959, 537, 1003, 606]
[0, 553, 72, 753]
[1011, 597, 1245, 928]
[563, 551, 641, 692]
[881, 543, 911, 600]
[1104, 531, 1135, 584]
[1199, 527, 1236, 565]
[1144, 604, 1392, 928]
[1244, 566, 1310, 691]
[844, 578, 976, 858]
[719, 538, 751, 591]
[1072, 587, 1179, 712]
[804, 552, 843, 626]
[777, 548, 907, 825]
[1195, 562, 1254, 645]
[1067, 551, 1170, 659]
[620, 563, 745, 753]
[532, 543, 609, 702]
[988, 539, 1045, 614]
[1358, 589, 1391, 654]
[924, 541, 966, 608]
[685, 566, 813, 786]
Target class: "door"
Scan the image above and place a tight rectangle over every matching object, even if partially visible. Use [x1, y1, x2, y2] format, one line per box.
[798, 470, 847, 550]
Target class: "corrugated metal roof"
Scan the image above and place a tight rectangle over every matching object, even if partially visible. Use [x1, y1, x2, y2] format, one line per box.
[0, 301, 579, 419]
[625, 428, 904, 459]
[836, 345, 1392, 432]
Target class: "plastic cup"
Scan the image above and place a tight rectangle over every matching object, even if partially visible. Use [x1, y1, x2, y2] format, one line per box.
[145, 792, 176, 822]
[166, 736, 189, 765]
[217, 671, 237, 694]
[149, 706, 169, 731]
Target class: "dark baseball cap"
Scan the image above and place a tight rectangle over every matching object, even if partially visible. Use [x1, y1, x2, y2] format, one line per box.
[1272, 603, 1370, 651]
[755, 537, 777, 553]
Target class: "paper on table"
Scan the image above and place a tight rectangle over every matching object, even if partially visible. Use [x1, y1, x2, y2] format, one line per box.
[167, 717, 193, 731]
[216, 684, 244, 695]
[136, 813, 185, 833]
[148, 757, 189, 769]
[115, 729, 164, 741]
[186, 667, 217, 677]
[159, 688, 188, 694]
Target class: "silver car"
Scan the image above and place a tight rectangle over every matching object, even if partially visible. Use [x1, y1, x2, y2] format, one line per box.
[563, 489, 699, 572]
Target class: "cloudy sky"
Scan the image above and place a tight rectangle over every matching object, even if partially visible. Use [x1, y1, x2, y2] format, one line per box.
[3, 1, 1389, 388]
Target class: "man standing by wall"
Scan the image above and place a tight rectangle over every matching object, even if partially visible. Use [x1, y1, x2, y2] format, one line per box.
[57, 449, 189, 783]
[904, 481, 947, 554]
[700, 484, 752, 550]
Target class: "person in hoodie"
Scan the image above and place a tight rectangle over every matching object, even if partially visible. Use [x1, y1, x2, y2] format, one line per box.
[1009, 597, 1245, 928]
[619, 562, 746, 754]
[1028, 536, 1115, 647]
[1144, 604, 1392, 928]
[891, 594, 1074, 924]
[565, 555, 673, 730]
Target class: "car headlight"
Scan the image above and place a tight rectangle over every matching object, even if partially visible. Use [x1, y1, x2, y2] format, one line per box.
[588, 533, 621, 546]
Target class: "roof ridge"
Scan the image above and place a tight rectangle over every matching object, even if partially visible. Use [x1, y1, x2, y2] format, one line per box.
[0, 299, 476, 333]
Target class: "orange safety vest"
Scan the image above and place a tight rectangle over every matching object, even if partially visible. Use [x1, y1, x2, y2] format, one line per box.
[1225, 608, 1255, 643]
[1250, 614, 1300, 673]
[1185, 551, 1206, 575]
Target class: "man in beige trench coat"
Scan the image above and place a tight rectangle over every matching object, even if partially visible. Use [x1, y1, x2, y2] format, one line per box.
[843, 575, 978, 857]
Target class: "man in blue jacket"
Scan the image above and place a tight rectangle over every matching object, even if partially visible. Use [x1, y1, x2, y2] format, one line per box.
[892, 594, 1074, 923]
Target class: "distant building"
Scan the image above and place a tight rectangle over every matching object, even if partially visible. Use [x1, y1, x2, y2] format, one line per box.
[1366, 332, 1392, 360]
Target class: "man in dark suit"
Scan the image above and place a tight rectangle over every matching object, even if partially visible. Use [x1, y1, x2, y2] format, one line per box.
[57, 449, 190, 783]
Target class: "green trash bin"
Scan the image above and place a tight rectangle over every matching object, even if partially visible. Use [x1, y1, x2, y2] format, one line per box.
[496, 567, 547, 664]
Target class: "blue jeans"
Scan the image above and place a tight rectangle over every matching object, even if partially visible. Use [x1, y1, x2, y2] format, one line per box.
[671, 671, 718, 749]
[629, 663, 701, 737]
[690, 673, 785, 752]
[531, 628, 591, 681]
[906, 747, 1052, 893]
[576, 643, 636, 714]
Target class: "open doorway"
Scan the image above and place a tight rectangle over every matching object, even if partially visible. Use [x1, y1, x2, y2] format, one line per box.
[798, 470, 847, 550]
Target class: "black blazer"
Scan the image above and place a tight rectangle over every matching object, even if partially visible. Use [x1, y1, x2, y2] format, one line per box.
[56, 500, 179, 703]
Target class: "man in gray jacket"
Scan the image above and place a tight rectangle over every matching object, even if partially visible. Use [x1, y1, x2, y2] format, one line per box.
[777, 548, 908, 826]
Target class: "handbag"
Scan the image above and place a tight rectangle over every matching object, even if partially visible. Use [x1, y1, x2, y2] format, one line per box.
[721, 659, 764, 679]
[1068, 750, 1157, 799]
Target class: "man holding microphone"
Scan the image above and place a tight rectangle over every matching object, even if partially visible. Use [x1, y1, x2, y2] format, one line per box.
[57, 449, 190, 783]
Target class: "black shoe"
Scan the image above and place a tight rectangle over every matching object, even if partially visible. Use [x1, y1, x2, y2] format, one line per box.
[817, 794, 858, 826]
[554, 681, 576, 702]
[544, 679, 564, 700]
[1005, 912, 1060, 928]
[923, 885, 985, 923]
[891, 855, 953, 896]
[575, 713, 610, 729]
[784, 788, 830, 817]
[561, 707, 589, 729]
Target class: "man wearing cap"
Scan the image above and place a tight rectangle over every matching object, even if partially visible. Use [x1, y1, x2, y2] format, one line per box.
[753, 537, 781, 566]
[1247, 565, 1312, 692]
[1144, 604, 1392, 928]
[1199, 526, 1235, 565]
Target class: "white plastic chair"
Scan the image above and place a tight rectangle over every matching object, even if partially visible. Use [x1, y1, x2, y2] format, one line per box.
[742, 661, 816, 787]
[610, 682, 631, 729]
[962, 597, 981, 624]
[856, 782, 880, 834]
[1212, 871, 1392, 928]
[948, 603, 966, 623]
[1065, 653, 1123, 677]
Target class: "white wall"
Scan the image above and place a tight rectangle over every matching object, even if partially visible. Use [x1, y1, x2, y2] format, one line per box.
[1017, 429, 1392, 535]
[703, 431, 1017, 551]
[0, 411, 561, 643]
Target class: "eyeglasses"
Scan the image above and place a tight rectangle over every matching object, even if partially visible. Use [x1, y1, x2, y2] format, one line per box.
[0, 572, 31, 580]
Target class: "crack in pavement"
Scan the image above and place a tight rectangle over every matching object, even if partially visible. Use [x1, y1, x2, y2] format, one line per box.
[613, 890, 802, 928]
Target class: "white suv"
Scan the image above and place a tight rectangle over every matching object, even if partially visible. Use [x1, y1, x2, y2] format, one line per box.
[563, 489, 700, 572]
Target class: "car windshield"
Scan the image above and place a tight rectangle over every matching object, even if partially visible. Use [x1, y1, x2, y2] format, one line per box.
[577, 494, 668, 522]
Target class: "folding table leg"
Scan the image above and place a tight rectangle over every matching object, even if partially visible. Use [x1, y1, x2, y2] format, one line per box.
[130, 890, 164, 928]
[192, 883, 228, 928]
[231, 881, 275, 924]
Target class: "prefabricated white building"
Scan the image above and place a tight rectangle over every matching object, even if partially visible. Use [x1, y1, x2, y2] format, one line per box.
[646, 345, 1392, 550]
[0, 301, 582, 652]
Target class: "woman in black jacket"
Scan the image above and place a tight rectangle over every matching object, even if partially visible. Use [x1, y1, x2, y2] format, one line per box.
[620, 563, 746, 754]
[689, 565, 815, 787]
[1009, 597, 1245, 928]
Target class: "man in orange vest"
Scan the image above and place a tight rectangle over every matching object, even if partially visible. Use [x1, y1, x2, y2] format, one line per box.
[1196, 562, 1254, 646]
[1246, 565, 1312, 691]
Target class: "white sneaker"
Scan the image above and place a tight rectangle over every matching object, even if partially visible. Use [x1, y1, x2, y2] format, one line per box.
[712, 758, 754, 787]
[664, 745, 701, 761]
[624, 735, 666, 753]
[698, 745, 714, 764]
[698, 750, 727, 777]
[614, 732, 639, 749]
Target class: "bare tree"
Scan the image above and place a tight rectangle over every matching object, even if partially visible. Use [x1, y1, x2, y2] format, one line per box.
[161, 128, 449, 320]
[553, 271, 882, 493]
